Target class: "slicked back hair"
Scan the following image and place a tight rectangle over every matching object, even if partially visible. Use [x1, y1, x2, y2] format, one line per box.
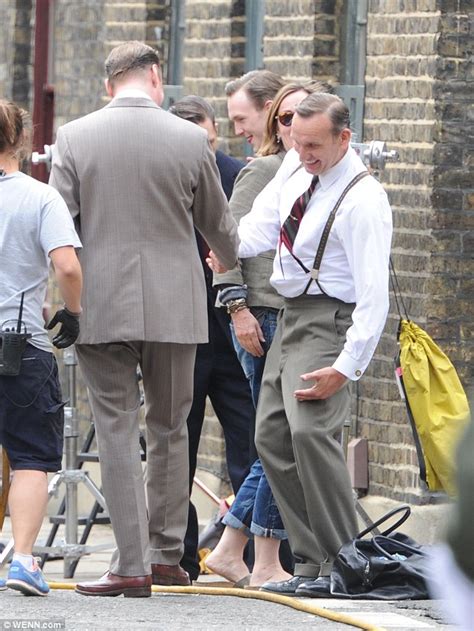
[225, 70, 285, 110]
[105, 41, 160, 86]
[295, 93, 350, 135]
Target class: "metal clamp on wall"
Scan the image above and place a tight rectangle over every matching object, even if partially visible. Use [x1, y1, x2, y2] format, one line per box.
[351, 140, 399, 171]
[31, 144, 53, 171]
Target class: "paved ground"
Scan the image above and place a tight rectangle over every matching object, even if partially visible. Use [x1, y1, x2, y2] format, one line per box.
[0, 520, 458, 631]
[0, 588, 455, 631]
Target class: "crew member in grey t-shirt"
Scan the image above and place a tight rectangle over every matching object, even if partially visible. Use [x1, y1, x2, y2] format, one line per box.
[0, 99, 82, 596]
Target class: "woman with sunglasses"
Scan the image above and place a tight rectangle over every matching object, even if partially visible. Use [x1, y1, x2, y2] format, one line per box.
[208, 80, 326, 589]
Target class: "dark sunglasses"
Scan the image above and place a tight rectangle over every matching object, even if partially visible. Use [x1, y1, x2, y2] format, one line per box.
[275, 111, 294, 127]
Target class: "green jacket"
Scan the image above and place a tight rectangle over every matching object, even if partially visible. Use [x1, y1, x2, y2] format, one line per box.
[215, 152, 285, 310]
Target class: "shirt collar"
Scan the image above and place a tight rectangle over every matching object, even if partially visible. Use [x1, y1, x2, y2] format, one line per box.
[112, 88, 154, 102]
[318, 148, 353, 191]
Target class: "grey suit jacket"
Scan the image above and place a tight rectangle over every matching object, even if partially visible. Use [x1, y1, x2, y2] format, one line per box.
[50, 97, 239, 344]
[214, 152, 285, 310]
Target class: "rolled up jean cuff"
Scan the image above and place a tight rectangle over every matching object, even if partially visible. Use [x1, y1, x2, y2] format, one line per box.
[250, 521, 288, 540]
[222, 511, 252, 539]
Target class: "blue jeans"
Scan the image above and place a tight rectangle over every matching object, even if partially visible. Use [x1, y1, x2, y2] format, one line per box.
[230, 309, 278, 408]
[227, 308, 286, 539]
[223, 459, 287, 539]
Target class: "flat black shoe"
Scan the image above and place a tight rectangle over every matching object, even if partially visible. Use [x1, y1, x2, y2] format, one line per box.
[260, 575, 317, 595]
[295, 576, 332, 598]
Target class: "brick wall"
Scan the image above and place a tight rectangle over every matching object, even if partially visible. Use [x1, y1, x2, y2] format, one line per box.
[182, 0, 344, 488]
[360, 0, 472, 502]
[361, 1, 439, 502]
[4, 0, 471, 503]
[52, 1, 169, 128]
[0, 1, 15, 99]
[430, 3, 473, 384]
[52, 1, 106, 127]
[183, 0, 342, 155]
[0, 0, 33, 108]
[184, 0, 246, 156]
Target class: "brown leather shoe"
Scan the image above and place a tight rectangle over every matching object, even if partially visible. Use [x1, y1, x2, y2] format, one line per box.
[75, 572, 152, 597]
[151, 564, 191, 586]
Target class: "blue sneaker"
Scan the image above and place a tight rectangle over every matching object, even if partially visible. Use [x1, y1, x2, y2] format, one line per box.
[6, 560, 49, 596]
[0, 577, 7, 591]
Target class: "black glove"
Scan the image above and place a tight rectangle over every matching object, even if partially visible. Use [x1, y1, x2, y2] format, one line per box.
[46, 308, 80, 349]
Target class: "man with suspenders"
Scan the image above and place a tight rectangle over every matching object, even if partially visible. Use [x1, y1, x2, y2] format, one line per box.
[208, 92, 393, 596]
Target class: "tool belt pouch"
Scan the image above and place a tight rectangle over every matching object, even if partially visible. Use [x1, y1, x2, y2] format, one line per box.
[0, 332, 31, 376]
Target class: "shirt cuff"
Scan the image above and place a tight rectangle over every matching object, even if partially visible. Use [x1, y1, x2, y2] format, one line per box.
[333, 350, 366, 381]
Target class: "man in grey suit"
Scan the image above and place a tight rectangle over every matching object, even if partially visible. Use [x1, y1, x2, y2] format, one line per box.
[50, 41, 239, 597]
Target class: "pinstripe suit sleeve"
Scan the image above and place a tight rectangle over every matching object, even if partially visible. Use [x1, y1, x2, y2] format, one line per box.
[191, 139, 239, 271]
[49, 127, 81, 224]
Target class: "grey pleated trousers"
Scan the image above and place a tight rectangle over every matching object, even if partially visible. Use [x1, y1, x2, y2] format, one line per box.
[77, 340, 196, 576]
[255, 294, 358, 578]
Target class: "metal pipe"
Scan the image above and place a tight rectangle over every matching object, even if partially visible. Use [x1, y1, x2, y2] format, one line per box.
[337, 0, 368, 142]
[355, 0, 368, 85]
[32, 0, 54, 183]
[244, 0, 265, 72]
[63, 347, 78, 577]
[167, 0, 186, 86]
[341, 0, 367, 85]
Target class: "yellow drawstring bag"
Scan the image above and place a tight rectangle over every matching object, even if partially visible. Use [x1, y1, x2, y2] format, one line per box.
[397, 319, 470, 497]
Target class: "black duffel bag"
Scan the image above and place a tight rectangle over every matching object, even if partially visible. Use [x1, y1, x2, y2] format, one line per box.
[330, 505, 431, 600]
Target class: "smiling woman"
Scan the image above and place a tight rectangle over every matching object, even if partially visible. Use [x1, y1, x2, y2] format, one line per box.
[257, 80, 326, 158]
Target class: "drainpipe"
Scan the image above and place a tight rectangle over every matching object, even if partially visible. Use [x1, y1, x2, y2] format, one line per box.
[164, 0, 185, 108]
[339, 1, 368, 485]
[32, 0, 54, 183]
[337, 0, 368, 142]
[244, 0, 265, 72]
[340, 0, 368, 85]
[243, 1, 265, 155]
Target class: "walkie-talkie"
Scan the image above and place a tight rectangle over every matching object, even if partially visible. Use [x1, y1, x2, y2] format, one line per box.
[0, 292, 32, 376]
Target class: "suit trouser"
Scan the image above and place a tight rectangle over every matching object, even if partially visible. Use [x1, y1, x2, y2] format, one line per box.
[77, 340, 196, 576]
[255, 295, 358, 578]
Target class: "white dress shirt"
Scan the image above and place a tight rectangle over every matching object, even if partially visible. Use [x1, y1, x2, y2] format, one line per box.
[238, 147, 393, 380]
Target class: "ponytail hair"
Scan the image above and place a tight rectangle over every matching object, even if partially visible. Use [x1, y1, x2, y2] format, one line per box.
[0, 100, 32, 162]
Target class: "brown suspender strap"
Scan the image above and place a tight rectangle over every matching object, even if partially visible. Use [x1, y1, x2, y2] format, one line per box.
[302, 171, 370, 295]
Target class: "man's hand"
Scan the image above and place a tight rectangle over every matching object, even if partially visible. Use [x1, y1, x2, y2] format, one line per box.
[206, 250, 228, 274]
[294, 367, 347, 401]
[46, 308, 80, 349]
[232, 309, 265, 357]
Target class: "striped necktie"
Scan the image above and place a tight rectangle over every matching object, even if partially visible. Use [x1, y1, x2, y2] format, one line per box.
[279, 175, 318, 270]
